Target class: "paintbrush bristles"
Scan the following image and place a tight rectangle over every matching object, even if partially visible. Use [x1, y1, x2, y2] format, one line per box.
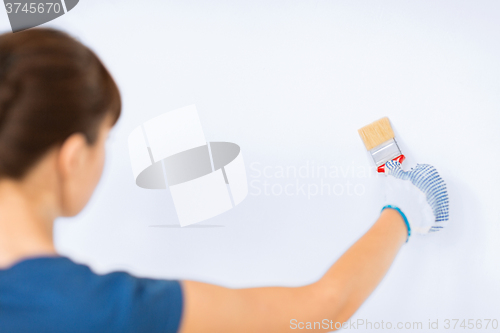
[358, 117, 395, 151]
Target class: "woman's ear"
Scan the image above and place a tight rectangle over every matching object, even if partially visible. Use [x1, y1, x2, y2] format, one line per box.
[56, 133, 94, 216]
[57, 133, 88, 180]
[54, 119, 111, 217]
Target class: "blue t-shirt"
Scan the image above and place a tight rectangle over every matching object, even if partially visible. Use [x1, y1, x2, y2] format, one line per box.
[0, 256, 183, 333]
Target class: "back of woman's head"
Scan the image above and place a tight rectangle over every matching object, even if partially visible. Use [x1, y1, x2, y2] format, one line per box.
[0, 28, 121, 179]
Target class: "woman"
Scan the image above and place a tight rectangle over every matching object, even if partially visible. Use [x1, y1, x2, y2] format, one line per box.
[0, 28, 448, 332]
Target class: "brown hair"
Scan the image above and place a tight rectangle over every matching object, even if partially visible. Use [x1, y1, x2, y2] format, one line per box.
[0, 28, 121, 179]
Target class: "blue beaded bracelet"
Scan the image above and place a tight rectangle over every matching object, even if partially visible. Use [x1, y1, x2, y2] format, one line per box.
[381, 205, 411, 243]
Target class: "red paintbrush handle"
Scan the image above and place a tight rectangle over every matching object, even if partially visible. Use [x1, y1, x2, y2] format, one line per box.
[377, 154, 405, 173]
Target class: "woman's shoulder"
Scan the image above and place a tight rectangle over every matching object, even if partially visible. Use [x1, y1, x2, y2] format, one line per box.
[1, 255, 93, 279]
[0, 255, 183, 333]
[0, 255, 180, 291]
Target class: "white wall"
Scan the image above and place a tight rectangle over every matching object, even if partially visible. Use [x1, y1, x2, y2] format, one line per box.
[2, 1, 499, 331]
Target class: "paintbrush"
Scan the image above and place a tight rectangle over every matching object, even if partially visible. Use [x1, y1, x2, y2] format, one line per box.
[358, 117, 405, 173]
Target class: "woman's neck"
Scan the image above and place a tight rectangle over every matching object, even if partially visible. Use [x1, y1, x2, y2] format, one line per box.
[0, 179, 58, 269]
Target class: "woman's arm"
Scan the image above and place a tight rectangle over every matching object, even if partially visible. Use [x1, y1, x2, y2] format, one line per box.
[179, 208, 407, 333]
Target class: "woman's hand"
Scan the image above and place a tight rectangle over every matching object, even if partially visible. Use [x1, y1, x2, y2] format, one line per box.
[383, 161, 450, 240]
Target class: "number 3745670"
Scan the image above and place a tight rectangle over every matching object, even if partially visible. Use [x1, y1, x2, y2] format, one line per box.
[5, 2, 62, 14]
[444, 319, 498, 330]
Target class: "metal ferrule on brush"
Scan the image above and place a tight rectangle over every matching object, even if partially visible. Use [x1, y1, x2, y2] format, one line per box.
[369, 138, 403, 171]
[358, 117, 405, 173]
